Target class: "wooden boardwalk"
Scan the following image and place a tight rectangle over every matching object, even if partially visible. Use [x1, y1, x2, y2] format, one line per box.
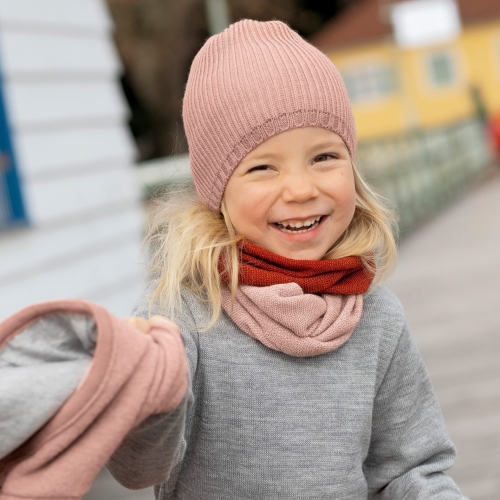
[85, 173, 500, 499]
[386, 172, 500, 499]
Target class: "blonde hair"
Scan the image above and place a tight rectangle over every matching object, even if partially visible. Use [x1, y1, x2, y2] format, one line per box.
[146, 163, 398, 328]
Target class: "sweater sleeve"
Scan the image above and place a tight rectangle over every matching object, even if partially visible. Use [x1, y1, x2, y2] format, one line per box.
[363, 322, 468, 499]
[106, 287, 199, 490]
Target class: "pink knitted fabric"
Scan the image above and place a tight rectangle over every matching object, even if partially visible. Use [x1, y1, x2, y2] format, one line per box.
[220, 283, 363, 357]
[183, 19, 356, 210]
[0, 300, 187, 499]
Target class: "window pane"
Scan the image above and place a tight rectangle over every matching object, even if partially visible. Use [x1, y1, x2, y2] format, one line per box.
[429, 52, 456, 85]
[341, 64, 396, 102]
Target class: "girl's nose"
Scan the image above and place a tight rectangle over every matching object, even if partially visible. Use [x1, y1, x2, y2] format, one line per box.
[281, 173, 320, 203]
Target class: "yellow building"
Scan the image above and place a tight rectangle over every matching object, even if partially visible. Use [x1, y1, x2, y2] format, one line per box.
[310, 0, 500, 141]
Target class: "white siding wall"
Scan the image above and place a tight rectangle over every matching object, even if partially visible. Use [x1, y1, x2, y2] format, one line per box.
[0, 0, 144, 319]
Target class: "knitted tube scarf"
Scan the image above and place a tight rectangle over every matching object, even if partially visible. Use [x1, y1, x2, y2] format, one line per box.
[220, 242, 373, 357]
[219, 241, 372, 294]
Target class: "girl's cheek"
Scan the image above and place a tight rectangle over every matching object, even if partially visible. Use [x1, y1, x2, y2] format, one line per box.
[246, 188, 275, 211]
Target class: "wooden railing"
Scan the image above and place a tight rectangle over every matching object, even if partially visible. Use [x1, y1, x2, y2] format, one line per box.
[357, 119, 492, 232]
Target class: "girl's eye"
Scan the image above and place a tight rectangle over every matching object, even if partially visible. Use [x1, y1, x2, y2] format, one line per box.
[313, 153, 337, 163]
[248, 165, 270, 173]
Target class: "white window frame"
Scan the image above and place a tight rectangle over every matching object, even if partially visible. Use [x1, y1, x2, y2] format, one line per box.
[342, 64, 397, 103]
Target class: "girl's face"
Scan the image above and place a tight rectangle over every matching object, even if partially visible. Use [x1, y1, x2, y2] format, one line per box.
[224, 127, 356, 260]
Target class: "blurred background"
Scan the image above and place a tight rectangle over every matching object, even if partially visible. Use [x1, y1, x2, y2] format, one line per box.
[0, 0, 498, 498]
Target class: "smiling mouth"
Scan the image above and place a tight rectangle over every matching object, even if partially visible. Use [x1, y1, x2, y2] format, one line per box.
[274, 216, 323, 233]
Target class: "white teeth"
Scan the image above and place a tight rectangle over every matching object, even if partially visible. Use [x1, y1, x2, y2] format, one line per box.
[275, 216, 322, 233]
[277, 216, 321, 229]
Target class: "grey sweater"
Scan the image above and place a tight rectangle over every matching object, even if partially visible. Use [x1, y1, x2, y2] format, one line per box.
[107, 286, 467, 499]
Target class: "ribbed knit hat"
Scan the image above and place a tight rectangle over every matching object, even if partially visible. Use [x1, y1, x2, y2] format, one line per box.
[183, 19, 356, 211]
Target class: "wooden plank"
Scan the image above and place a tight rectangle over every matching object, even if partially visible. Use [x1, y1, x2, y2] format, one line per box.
[4, 81, 127, 129]
[15, 126, 135, 177]
[0, 238, 142, 320]
[0, 0, 111, 32]
[0, 31, 119, 76]
[86, 278, 145, 319]
[24, 165, 139, 225]
[0, 205, 143, 282]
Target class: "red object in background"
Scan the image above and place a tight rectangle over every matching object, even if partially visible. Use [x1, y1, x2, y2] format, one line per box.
[488, 113, 500, 158]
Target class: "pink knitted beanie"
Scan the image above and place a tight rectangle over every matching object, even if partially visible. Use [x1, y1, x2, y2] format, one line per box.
[183, 19, 357, 211]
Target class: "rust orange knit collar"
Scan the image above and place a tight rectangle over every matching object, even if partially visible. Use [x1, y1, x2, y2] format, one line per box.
[219, 241, 373, 295]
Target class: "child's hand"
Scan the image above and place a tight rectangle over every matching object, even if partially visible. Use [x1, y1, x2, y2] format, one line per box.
[125, 316, 180, 335]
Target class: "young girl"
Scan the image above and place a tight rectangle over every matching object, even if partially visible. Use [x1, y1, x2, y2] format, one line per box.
[108, 19, 467, 499]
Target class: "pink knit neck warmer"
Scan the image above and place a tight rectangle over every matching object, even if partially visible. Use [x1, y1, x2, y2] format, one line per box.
[221, 283, 363, 357]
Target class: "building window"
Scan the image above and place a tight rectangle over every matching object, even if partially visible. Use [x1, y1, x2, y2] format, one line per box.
[427, 51, 457, 86]
[342, 64, 397, 103]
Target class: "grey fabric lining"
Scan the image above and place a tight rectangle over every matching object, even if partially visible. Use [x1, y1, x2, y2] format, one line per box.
[0, 313, 96, 459]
